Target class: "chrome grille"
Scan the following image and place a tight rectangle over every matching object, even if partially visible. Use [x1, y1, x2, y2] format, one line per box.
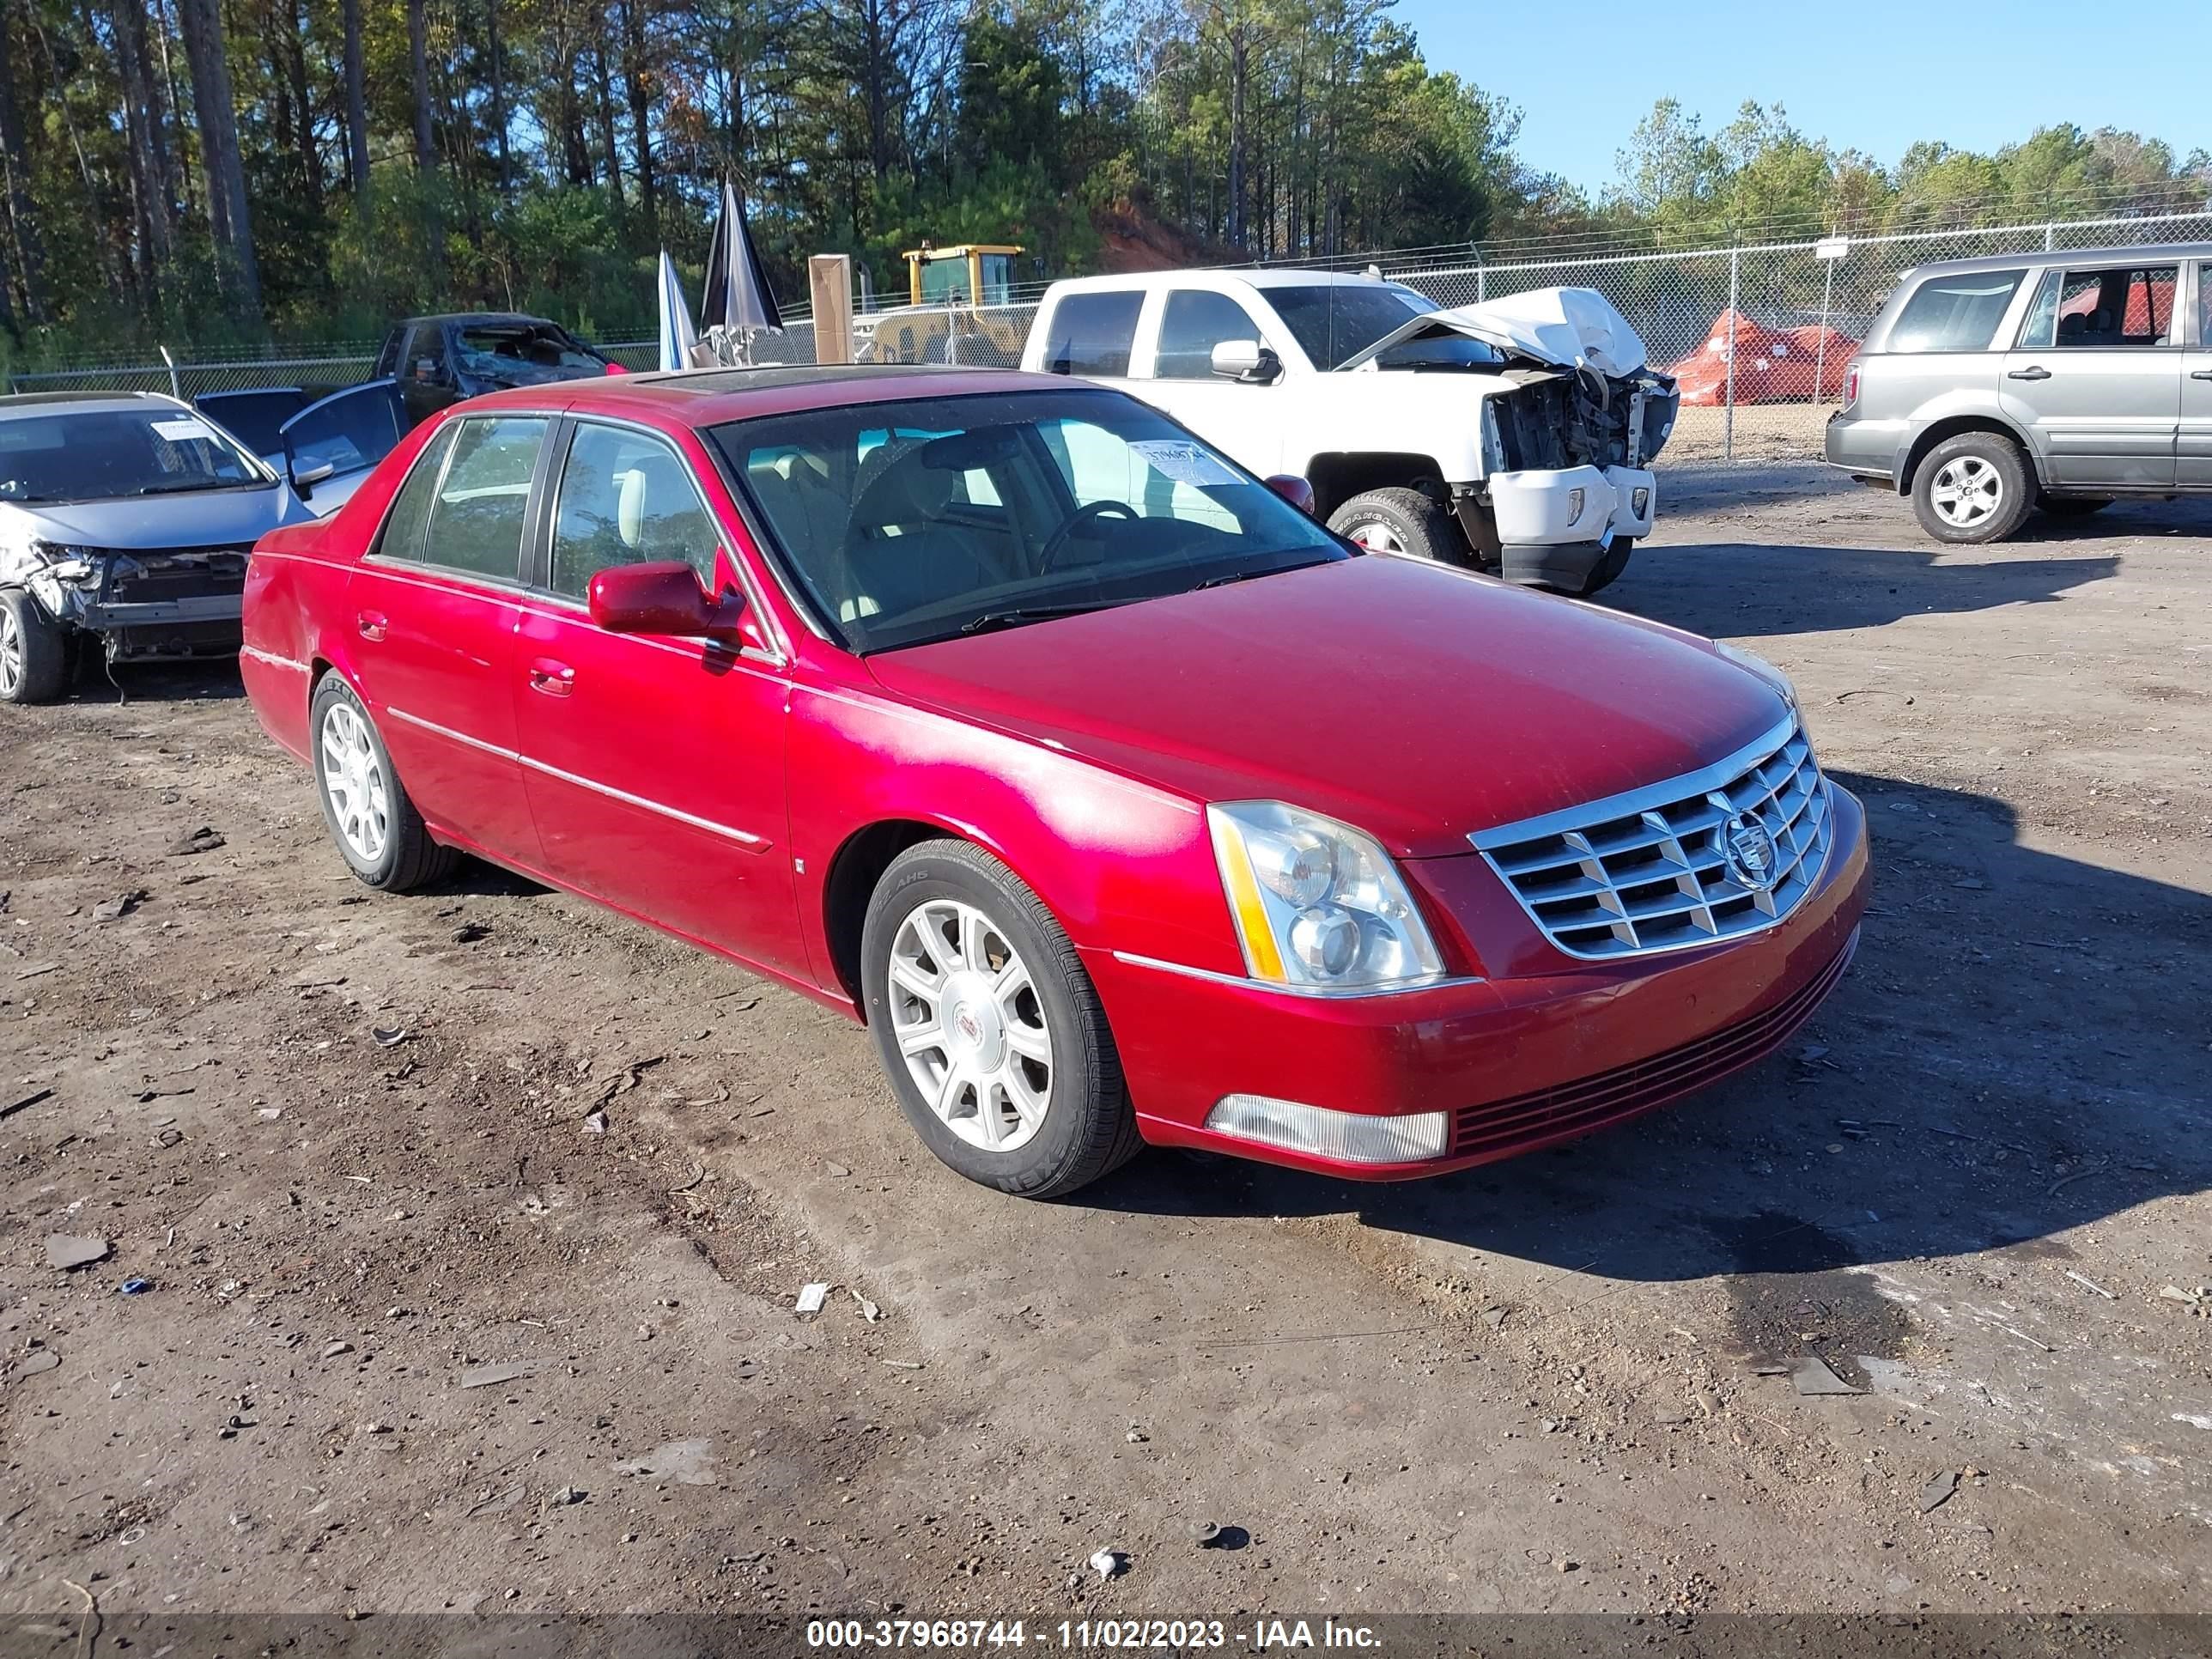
[1471, 716, 1831, 961]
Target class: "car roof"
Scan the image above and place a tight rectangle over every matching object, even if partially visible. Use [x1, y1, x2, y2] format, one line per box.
[401, 312, 570, 330]
[1899, 240, 2212, 280]
[0, 390, 181, 419]
[457, 363, 1081, 426]
[1041, 267, 1409, 295]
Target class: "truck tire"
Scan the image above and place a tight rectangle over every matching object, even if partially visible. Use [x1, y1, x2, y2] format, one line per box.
[1327, 489, 1468, 565]
[0, 590, 70, 705]
[1911, 433, 2033, 544]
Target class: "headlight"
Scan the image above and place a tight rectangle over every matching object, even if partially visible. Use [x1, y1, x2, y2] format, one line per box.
[1207, 801, 1444, 993]
[31, 541, 103, 584]
[1713, 640, 1797, 710]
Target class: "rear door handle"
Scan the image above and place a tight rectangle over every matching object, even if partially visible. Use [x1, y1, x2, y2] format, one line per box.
[2008, 366, 2051, 381]
[356, 611, 387, 641]
[527, 659, 576, 698]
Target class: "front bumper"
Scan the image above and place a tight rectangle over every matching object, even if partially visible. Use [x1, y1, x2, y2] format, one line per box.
[1084, 784, 1869, 1181]
[1487, 465, 1655, 585]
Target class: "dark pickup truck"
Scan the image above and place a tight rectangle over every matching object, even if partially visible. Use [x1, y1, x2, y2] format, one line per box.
[374, 313, 617, 428]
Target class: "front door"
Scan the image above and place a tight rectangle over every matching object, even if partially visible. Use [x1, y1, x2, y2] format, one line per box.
[511, 418, 803, 977]
[2180, 260, 2212, 487]
[2002, 263, 2180, 488]
[345, 413, 546, 866]
[1129, 288, 1285, 478]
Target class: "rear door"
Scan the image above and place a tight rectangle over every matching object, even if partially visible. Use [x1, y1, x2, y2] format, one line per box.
[1127, 287, 1286, 477]
[510, 416, 803, 975]
[2180, 260, 2212, 487]
[345, 412, 549, 866]
[2002, 262, 2181, 487]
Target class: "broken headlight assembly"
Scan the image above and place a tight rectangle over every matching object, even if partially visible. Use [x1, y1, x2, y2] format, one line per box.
[1206, 801, 1445, 994]
[29, 540, 105, 584]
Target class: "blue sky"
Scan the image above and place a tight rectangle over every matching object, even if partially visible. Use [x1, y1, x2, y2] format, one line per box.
[1394, 0, 2211, 196]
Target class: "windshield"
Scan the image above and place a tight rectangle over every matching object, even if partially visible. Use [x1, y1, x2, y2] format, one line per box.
[0, 405, 270, 504]
[714, 387, 1346, 653]
[453, 325, 604, 386]
[1269, 283, 1455, 370]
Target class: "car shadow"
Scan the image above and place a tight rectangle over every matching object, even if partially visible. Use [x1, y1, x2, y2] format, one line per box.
[1082, 770, 2211, 1297]
[53, 657, 246, 705]
[1606, 537, 2119, 639]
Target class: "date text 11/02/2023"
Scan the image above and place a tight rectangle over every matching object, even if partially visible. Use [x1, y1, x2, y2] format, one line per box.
[805, 1618, 1384, 1649]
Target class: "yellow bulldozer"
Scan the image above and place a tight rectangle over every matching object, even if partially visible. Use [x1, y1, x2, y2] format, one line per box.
[857, 242, 1027, 367]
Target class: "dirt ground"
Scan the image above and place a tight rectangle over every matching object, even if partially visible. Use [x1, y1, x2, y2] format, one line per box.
[3, 465, 2209, 1640]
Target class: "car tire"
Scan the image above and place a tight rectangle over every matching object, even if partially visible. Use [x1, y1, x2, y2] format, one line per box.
[2039, 495, 2112, 518]
[861, 840, 1140, 1199]
[0, 590, 70, 705]
[1577, 538, 1635, 598]
[1328, 488, 1469, 565]
[309, 673, 459, 892]
[1912, 434, 2033, 544]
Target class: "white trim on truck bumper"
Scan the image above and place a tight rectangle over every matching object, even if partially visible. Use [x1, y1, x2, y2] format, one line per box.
[1487, 465, 1656, 547]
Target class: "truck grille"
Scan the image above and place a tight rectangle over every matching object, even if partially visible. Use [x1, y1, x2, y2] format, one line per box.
[1471, 715, 1831, 961]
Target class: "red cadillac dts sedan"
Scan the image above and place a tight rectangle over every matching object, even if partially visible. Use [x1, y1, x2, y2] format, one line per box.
[240, 365, 1869, 1198]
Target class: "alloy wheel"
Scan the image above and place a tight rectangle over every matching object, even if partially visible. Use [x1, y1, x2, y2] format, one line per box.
[319, 700, 391, 864]
[1929, 456, 2002, 529]
[0, 609, 21, 699]
[885, 898, 1054, 1153]
[1346, 519, 1407, 554]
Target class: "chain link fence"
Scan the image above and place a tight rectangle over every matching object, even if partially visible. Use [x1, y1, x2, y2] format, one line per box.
[11, 206, 2209, 461]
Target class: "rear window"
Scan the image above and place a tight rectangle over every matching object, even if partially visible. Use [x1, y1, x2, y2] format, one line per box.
[1038, 291, 1143, 378]
[1887, 270, 2027, 354]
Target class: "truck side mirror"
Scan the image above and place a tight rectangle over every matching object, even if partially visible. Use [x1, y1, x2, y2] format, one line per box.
[1210, 339, 1281, 385]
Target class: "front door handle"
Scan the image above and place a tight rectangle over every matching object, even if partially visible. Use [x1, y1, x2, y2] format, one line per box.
[2008, 365, 2051, 381]
[2191, 368, 2212, 381]
[356, 611, 387, 641]
[527, 658, 576, 698]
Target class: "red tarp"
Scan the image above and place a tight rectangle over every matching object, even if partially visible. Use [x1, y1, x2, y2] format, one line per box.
[1664, 309, 1859, 404]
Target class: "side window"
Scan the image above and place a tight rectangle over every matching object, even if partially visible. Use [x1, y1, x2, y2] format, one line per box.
[372, 424, 456, 562]
[2201, 262, 2212, 347]
[373, 331, 402, 379]
[2045, 265, 2176, 348]
[1887, 269, 2026, 354]
[549, 424, 721, 598]
[421, 416, 544, 582]
[1040, 291, 1143, 378]
[1153, 290, 1267, 380]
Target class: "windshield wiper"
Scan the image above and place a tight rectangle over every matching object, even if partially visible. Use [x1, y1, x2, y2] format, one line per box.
[133, 477, 240, 496]
[1189, 558, 1328, 592]
[957, 601, 1123, 636]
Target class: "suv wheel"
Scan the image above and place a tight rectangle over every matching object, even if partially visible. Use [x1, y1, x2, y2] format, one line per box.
[0, 591, 70, 705]
[1327, 488, 1468, 565]
[1912, 434, 2033, 544]
[861, 841, 1140, 1198]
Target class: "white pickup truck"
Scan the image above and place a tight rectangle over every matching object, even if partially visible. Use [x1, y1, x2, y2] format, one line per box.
[1018, 270, 1679, 596]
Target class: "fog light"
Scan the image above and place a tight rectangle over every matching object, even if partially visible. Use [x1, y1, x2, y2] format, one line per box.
[1205, 1094, 1449, 1164]
[1564, 487, 1585, 526]
[1632, 486, 1650, 517]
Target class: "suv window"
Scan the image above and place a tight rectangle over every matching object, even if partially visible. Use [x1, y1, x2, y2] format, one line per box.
[2019, 265, 2178, 349]
[550, 423, 720, 597]
[1153, 290, 1267, 380]
[421, 416, 545, 581]
[374, 425, 457, 562]
[1039, 291, 1143, 378]
[1888, 269, 2027, 354]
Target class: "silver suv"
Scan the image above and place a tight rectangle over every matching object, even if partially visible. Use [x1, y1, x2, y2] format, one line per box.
[1826, 242, 2212, 543]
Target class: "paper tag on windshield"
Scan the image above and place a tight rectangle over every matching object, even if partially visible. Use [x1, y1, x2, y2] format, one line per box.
[152, 416, 216, 443]
[1129, 440, 1237, 488]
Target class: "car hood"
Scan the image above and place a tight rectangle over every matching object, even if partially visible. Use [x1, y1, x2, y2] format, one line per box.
[2, 484, 309, 552]
[1342, 286, 1651, 377]
[865, 556, 1787, 859]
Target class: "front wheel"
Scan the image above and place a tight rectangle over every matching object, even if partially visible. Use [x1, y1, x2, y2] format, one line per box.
[310, 674, 459, 891]
[0, 590, 70, 705]
[1912, 434, 2033, 544]
[1327, 488, 1469, 565]
[861, 841, 1139, 1198]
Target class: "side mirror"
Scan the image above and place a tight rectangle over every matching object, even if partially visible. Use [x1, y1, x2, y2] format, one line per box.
[413, 357, 445, 384]
[1264, 474, 1316, 515]
[1211, 339, 1281, 384]
[588, 561, 738, 637]
[290, 459, 337, 495]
